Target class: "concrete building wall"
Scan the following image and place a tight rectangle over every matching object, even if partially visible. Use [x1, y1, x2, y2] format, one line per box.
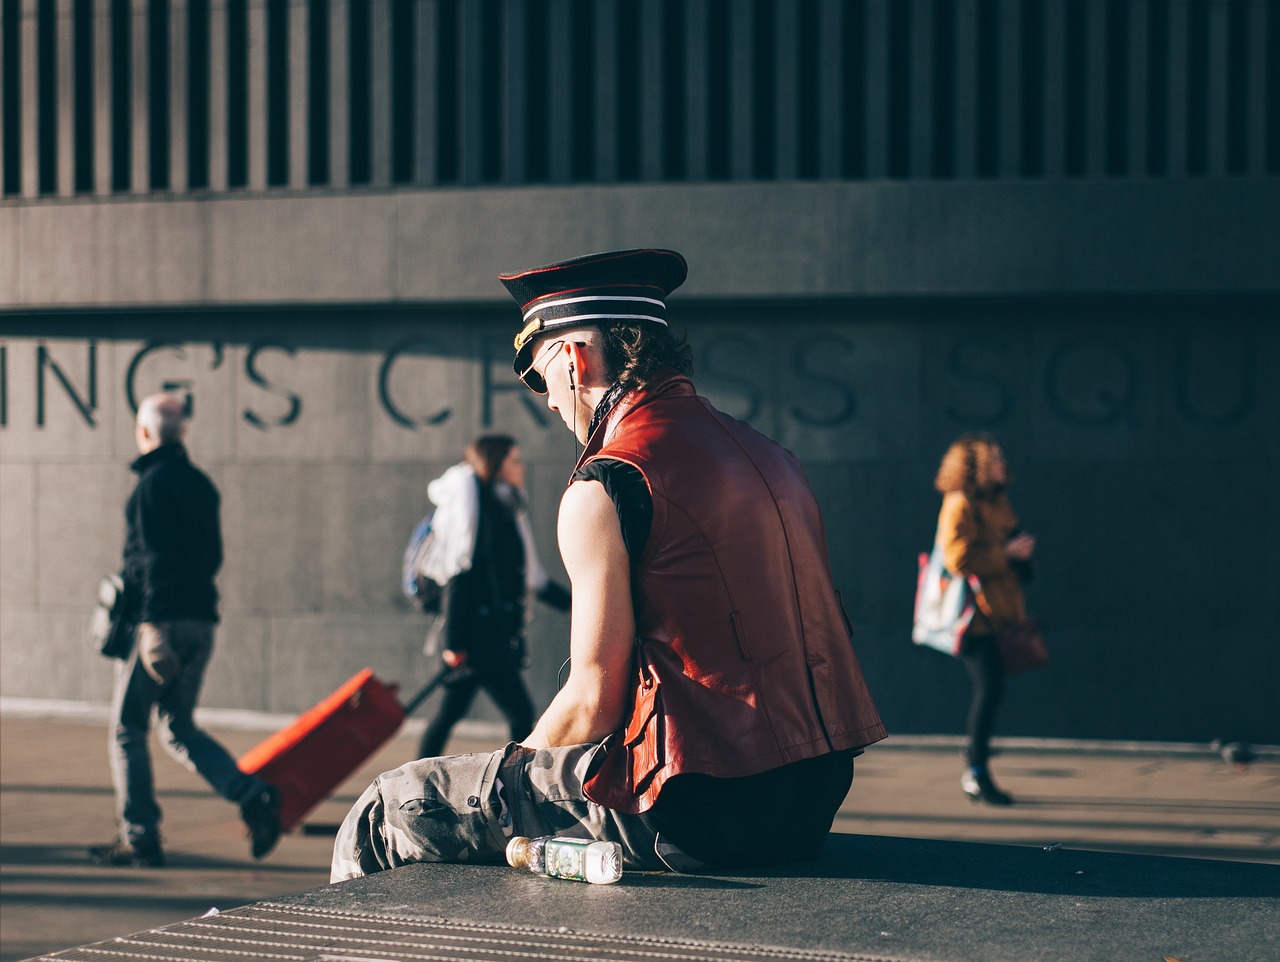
[4, 180, 1280, 309]
[4, 0, 1279, 744]
[3, 287, 1278, 743]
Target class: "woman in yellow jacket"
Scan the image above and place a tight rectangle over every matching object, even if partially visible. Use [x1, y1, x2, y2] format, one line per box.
[933, 433, 1036, 805]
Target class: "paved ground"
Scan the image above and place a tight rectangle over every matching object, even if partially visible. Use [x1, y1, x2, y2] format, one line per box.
[2, 711, 1277, 962]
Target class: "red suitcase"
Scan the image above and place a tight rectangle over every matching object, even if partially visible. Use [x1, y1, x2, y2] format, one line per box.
[239, 664, 452, 832]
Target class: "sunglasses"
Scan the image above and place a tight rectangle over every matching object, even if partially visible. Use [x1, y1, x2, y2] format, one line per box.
[516, 339, 566, 394]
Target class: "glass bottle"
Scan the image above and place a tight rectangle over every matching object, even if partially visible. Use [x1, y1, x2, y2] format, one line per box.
[505, 835, 623, 884]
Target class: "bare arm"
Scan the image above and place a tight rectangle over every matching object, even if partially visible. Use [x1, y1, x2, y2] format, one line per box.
[522, 479, 635, 749]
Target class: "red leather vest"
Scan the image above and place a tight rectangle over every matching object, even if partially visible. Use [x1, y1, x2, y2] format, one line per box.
[579, 376, 886, 814]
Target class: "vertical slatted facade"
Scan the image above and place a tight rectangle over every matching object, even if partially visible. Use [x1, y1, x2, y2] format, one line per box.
[2, 0, 1279, 199]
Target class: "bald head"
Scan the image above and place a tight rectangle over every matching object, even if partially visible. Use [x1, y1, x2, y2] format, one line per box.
[135, 393, 188, 454]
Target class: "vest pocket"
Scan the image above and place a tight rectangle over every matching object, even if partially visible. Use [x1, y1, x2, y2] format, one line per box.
[624, 677, 664, 791]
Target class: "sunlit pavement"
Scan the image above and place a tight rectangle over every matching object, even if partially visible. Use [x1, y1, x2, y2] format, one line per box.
[2, 712, 1276, 961]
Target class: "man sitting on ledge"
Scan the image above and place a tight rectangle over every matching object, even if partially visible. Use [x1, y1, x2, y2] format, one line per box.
[331, 248, 885, 879]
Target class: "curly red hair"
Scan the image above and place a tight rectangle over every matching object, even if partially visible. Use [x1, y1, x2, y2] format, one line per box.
[934, 433, 1006, 496]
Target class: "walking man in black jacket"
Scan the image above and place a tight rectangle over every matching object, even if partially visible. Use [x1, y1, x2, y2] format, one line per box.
[90, 393, 281, 866]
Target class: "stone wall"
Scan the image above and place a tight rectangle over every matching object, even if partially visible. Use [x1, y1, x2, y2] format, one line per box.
[3, 296, 1276, 743]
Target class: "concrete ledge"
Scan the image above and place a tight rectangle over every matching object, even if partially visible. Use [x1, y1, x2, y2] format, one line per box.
[34, 834, 1280, 962]
[5, 180, 1279, 309]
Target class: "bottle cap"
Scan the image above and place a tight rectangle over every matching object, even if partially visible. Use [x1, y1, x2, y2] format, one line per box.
[505, 836, 530, 869]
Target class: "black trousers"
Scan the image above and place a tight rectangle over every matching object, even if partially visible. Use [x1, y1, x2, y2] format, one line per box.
[960, 634, 1005, 767]
[418, 667, 535, 758]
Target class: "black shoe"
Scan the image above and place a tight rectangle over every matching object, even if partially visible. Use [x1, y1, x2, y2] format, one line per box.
[961, 767, 1014, 806]
[89, 836, 165, 867]
[241, 784, 282, 859]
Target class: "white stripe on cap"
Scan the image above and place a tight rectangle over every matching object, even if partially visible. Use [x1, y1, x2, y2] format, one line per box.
[541, 313, 669, 327]
[522, 294, 666, 324]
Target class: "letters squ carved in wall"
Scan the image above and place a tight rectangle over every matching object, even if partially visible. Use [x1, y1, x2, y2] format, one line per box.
[945, 337, 1015, 425]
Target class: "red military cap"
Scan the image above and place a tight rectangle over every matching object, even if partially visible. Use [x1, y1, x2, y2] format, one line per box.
[500, 248, 687, 390]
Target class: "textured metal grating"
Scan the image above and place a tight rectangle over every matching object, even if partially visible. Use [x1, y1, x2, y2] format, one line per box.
[32, 901, 909, 962]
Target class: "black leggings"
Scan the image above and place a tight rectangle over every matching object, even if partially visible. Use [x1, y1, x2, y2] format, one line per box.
[418, 668, 535, 759]
[961, 634, 1006, 767]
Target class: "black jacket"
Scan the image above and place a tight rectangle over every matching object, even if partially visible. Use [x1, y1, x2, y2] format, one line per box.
[122, 442, 222, 623]
[440, 483, 528, 672]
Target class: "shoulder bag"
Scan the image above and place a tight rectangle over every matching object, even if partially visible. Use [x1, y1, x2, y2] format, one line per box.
[996, 617, 1049, 675]
[911, 544, 979, 656]
[90, 574, 138, 660]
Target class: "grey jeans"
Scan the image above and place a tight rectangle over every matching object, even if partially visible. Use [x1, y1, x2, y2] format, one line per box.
[331, 742, 670, 882]
[109, 620, 262, 842]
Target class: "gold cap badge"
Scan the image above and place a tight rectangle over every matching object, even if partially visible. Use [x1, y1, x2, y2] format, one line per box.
[514, 317, 543, 351]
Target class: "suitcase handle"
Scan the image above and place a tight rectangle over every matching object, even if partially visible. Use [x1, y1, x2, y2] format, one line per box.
[400, 661, 469, 717]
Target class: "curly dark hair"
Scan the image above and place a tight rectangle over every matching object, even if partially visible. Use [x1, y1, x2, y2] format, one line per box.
[596, 321, 693, 392]
[934, 432, 1006, 496]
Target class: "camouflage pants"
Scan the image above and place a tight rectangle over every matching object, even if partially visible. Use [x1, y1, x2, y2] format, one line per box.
[331, 742, 667, 882]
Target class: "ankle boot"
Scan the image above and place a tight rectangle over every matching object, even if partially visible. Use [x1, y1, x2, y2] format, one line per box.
[961, 766, 1014, 806]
